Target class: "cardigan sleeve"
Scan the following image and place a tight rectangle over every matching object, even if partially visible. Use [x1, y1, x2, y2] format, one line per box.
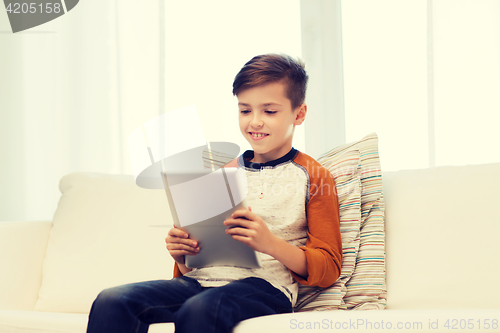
[289, 168, 342, 288]
[173, 262, 183, 278]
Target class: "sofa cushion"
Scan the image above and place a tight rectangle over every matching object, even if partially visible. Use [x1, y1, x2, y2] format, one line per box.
[0, 310, 177, 333]
[295, 133, 386, 311]
[35, 173, 175, 313]
[0, 310, 89, 333]
[235, 308, 500, 332]
[384, 162, 500, 309]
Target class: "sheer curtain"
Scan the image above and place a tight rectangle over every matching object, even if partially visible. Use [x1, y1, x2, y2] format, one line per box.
[0, 0, 302, 222]
[300, 0, 346, 160]
[340, 0, 500, 171]
[0, 1, 161, 221]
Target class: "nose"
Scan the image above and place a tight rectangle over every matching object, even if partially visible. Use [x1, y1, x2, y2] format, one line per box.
[250, 113, 263, 128]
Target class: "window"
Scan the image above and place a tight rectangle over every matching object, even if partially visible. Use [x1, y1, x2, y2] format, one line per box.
[341, 0, 500, 171]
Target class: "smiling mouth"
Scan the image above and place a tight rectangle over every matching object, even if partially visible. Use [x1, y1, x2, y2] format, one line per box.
[249, 132, 269, 138]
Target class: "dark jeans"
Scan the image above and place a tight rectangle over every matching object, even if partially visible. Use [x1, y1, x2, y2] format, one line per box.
[86, 276, 292, 333]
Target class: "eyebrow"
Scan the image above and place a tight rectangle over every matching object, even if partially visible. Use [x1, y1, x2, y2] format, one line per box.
[238, 103, 282, 107]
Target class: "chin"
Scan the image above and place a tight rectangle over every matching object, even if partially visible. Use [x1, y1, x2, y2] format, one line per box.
[253, 148, 272, 156]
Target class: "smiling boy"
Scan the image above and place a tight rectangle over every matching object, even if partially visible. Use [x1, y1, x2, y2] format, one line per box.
[86, 54, 342, 333]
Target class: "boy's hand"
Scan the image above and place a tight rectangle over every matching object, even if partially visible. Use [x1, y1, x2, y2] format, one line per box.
[224, 206, 278, 255]
[165, 226, 200, 265]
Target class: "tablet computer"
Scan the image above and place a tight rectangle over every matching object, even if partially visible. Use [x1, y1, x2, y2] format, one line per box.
[161, 168, 261, 269]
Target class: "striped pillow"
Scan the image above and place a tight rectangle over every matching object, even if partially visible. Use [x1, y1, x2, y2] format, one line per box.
[342, 133, 386, 310]
[295, 147, 362, 311]
[343, 195, 386, 309]
[295, 132, 386, 311]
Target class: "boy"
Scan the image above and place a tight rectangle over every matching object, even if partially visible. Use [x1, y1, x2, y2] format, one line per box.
[86, 54, 342, 333]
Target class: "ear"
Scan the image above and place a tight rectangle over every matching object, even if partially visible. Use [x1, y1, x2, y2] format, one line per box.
[294, 103, 307, 125]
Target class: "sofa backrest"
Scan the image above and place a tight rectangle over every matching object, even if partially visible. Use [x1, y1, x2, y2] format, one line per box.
[33, 162, 500, 313]
[383, 162, 500, 309]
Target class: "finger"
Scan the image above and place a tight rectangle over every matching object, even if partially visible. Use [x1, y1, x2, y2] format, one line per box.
[171, 248, 199, 256]
[229, 234, 251, 245]
[167, 243, 200, 253]
[224, 218, 252, 229]
[170, 249, 199, 258]
[166, 237, 198, 248]
[231, 209, 254, 220]
[168, 242, 199, 251]
[225, 227, 254, 237]
[168, 227, 189, 238]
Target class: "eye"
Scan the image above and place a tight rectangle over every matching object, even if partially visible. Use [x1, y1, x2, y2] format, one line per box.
[265, 111, 277, 114]
[240, 110, 250, 114]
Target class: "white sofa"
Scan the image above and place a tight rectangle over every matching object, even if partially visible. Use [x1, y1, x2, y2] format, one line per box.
[1, 162, 500, 333]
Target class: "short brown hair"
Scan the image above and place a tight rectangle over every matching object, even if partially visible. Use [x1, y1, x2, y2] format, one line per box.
[232, 53, 309, 110]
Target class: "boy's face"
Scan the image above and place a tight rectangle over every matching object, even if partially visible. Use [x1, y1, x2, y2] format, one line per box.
[237, 81, 306, 164]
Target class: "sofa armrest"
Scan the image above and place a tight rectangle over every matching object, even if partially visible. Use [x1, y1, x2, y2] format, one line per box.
[0, 221, 52, 310]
